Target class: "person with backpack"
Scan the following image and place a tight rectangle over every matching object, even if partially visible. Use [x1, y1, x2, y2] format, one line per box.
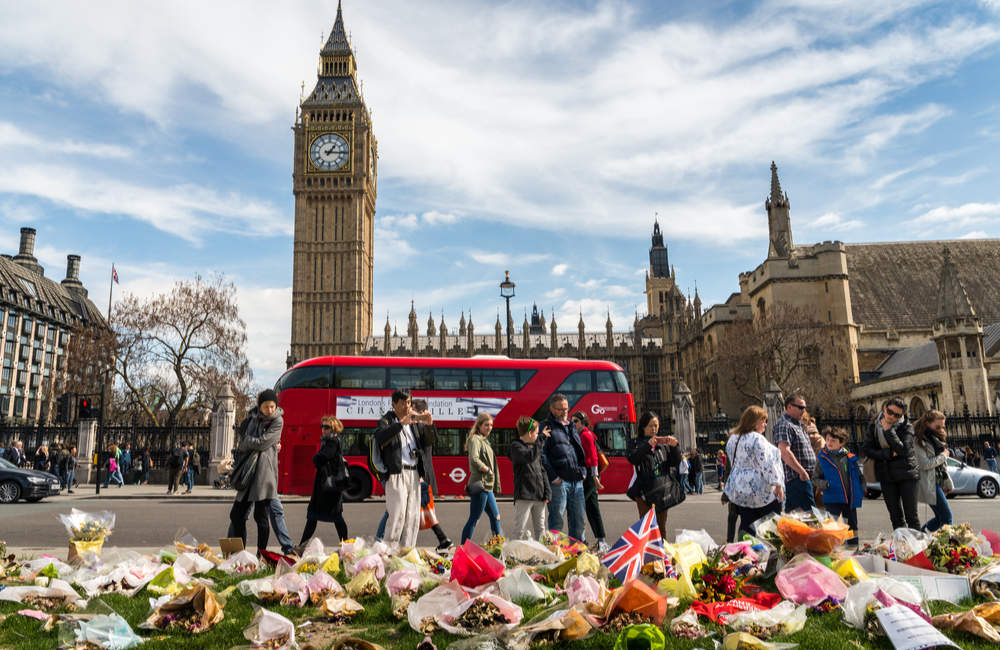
[373, 388, 428, 548]
[166, 444, 186, 494]
[300, 416, 349, 545]
[228, 389, 283, 553]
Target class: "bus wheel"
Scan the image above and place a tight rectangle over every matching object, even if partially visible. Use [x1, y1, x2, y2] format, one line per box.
[343, 466, 373, 502]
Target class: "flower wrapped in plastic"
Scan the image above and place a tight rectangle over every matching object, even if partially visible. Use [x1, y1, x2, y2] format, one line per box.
[774, 508, 853, 556]
[926, 523, 992, 574]
[140, 583, 224, 633]
[243, 606, 298, 649]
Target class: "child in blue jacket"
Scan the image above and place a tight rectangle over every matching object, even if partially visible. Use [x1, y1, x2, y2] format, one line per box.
[813, 426, 863, 545]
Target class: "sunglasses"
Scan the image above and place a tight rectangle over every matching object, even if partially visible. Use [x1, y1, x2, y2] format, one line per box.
[886, 410, 903, 419]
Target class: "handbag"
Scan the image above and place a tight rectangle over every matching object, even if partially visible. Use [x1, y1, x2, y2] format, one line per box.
[230, 450, 260, 492]
[465, 480, 485, 496]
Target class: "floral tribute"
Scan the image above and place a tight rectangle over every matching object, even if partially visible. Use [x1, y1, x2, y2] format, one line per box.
[927, 524, 989, 575]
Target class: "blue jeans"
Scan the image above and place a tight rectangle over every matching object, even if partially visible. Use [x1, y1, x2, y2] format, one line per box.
[547, 479, 585, 542]
[784, 477, 815, 512]
[229, 496, 295, 553]
[921, 485, 953, 533]
[461, 491, 502, 544]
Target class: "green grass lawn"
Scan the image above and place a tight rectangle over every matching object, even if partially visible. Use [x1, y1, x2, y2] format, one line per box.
[0, 564, 995, 649]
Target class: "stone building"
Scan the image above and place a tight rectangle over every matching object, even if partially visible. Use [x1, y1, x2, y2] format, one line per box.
[361, 222, 696, 419]
[681, 162, 1000, 419]
[288, 1, 378, 365]
[0, 227, 103, 423]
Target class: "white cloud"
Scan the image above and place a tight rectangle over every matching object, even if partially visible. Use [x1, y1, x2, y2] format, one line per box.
[0, 163, 286, 244]
[806, 212, 866, 231]
[551, 263, 568, 276]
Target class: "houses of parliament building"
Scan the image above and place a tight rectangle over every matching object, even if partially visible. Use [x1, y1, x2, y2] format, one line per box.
[291, 5, 1000, 422]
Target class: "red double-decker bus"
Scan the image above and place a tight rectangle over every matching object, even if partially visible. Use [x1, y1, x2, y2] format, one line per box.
[274, 356, 636, 500]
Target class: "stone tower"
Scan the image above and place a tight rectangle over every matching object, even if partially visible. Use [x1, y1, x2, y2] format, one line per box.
[932, 247, 992, 414]
[289, 1, 378, 363]
[765, 161, 792, 259]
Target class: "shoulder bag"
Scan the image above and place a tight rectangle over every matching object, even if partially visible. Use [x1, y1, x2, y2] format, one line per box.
[230, 449, 260, 492]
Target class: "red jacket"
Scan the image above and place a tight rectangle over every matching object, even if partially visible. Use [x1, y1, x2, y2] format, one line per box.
[579, 427, 599, 477]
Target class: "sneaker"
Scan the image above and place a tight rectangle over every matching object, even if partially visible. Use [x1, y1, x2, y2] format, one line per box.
[436, 539, 454, 552]
[597, 540, 610, 555]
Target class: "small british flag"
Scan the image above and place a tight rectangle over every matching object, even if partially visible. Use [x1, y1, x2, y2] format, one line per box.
[600, 508, 667, 583]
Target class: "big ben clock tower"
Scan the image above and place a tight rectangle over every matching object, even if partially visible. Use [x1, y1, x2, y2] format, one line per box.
[290, 1, 377, 363]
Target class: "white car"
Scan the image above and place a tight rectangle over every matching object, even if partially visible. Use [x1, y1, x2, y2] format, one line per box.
[866, 457, 999, 499]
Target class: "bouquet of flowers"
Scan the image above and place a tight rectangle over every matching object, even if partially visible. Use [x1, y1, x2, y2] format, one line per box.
[691, 548, 748, 603]
[927, 524, 990, 574]
[774, 509, 853, 556]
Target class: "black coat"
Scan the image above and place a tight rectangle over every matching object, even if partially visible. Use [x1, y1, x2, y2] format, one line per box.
[540, 416, 586, 483]
[307, 436, 346, 521]
[509, 438, 552, 502]
[626, 436, 682, 506]
[862, 417, 919, 483]
[374, 410, 425, 477]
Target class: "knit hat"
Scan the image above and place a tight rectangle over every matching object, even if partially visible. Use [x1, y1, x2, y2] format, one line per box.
[257, 389, 278, 406]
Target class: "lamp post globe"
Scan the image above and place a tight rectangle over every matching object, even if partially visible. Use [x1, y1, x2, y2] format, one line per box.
[499, 270, 515, 357]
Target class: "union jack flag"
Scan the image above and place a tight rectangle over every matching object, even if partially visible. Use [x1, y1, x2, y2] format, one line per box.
[600, 508, 667, 583]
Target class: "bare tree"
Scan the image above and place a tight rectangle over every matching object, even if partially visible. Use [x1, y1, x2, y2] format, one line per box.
[114, 275, 252, 427]
[715, 301, 847, 412]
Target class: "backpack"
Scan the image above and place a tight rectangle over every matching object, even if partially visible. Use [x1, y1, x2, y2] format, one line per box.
[367, 434, 388, 483]
[167, 447, 185, 469]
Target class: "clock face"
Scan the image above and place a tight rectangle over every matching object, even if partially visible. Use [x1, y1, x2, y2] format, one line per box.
[310, 133, 350, 171]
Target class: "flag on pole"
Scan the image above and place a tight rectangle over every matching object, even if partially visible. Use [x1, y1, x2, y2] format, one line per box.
[112, 265, 119, 284]
[600, 508, 667, 583]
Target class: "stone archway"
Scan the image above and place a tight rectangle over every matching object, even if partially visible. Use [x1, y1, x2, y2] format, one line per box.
[909, 396, 926, 419]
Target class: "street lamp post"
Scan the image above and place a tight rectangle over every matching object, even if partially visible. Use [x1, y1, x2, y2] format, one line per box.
[500, 270, 515, 358]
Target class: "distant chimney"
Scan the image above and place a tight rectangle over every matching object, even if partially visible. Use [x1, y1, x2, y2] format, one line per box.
[18, 227, 36, 257]
[13, 226, 44, 276]
[61, 254, 87, 298]
[65, 255, 81, 282]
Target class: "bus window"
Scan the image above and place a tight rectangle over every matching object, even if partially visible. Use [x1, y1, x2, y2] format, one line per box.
[389, 367, 433, 390]
[275, 365, 333, 391]
[434, 368, 469, 390]
[335, 366, 388, 389]
[594, 422, 629, 456]
[481, 369, 519, 391]
[595, 371, 616, 392]
[613, 371, 630, 392]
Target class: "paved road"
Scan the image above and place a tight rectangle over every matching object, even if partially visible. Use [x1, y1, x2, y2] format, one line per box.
[3, 484, 998, 554]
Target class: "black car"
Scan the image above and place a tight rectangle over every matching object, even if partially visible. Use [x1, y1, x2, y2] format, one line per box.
[0, 456, 62, 503]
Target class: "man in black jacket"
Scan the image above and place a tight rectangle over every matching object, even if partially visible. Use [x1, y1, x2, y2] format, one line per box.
[374, 389, 428, 548]
[540, 394, 587, 542]
[863, 397, 920, 531]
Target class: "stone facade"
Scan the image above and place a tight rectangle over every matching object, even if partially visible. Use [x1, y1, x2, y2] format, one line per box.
[289, 1, 378, 365]
[0, 227, 103, 423]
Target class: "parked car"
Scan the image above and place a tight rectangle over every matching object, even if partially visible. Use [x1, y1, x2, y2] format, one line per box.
[0, 456, 62, 503]
[866, 456, 999, 499]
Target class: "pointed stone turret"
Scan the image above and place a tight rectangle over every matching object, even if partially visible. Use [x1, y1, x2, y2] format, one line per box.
[933, 246, 992, 415]
[936, 247, 977, 326]
[765, 161, 793, 258]
[427, 311, 436, 337]
[550, 310, 558, 356]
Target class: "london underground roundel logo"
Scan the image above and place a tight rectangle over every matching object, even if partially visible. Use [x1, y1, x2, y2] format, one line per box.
[449, 467, 467, 483]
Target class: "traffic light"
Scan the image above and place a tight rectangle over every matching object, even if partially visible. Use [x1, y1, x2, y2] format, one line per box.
[78, 397, 92, 419]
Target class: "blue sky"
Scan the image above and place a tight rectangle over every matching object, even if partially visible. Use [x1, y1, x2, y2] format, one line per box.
[1, 0, 1000, 386]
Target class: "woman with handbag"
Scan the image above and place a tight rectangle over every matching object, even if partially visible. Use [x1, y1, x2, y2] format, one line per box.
[723, 406, 785, 538]
[913, 410, 953, 533]
[626, 411, 683, 541]
[460, 413, 504, 544]
[229, 389, 283, 553]
[572, 411, 609, 554]
[300, 416, 350, 544]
